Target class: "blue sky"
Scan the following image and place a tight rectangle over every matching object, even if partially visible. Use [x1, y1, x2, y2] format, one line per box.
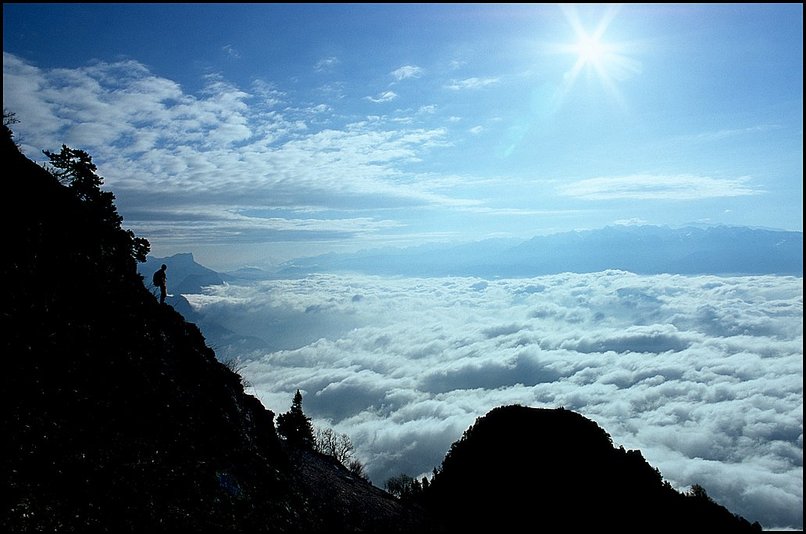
[3, 3, 803, 270]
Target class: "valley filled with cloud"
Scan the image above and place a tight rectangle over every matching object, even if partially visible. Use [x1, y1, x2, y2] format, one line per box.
[183, 271, 803, 530]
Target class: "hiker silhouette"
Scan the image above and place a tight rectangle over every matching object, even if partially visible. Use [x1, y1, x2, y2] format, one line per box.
[152, 264, 167, 304]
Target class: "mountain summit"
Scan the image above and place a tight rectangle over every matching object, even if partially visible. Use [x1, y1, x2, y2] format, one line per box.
[1, 121, 761, 532]
[420, 405, 761, 532]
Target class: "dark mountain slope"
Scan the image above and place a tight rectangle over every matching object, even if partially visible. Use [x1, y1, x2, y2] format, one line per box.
[420, 405, 761, 532]
[285, 446, 431, 532]
[1, 124, 292, 532]
[0, 124, 423, 533]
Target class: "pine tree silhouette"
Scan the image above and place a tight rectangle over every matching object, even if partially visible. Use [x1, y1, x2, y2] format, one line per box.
[276, 389, 315, 448]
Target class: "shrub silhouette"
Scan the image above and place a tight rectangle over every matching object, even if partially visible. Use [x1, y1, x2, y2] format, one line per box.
[277, 389, 315, 448]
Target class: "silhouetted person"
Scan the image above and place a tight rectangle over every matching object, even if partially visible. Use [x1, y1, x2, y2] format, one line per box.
[152, 264, 167, 304]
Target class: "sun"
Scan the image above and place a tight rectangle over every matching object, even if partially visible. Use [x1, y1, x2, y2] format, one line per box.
[574, 34, 608, 68]
[554, 4, 640, 106]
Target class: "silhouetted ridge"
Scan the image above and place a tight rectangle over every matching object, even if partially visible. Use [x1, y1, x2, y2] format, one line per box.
[421, 405, 760, 532]
[1, 122, 304, 532]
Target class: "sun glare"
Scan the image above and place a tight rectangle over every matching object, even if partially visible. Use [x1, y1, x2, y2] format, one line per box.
[554, 4, 640, 107]
[575, 35, 607, 67]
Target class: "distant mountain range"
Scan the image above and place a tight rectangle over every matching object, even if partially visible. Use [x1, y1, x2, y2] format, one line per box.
[137, 255, 268, 358]
[140, 226, 802, 287]
[138, 226, 802, 360]
[140, 253, 223, 294]
[275, 225, 803, 278]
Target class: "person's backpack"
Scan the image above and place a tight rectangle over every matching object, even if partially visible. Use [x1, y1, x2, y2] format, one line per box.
[152, 270, 163, 287]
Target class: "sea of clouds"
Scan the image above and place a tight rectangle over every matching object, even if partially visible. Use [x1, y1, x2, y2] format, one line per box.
[183, 271, 803, 530]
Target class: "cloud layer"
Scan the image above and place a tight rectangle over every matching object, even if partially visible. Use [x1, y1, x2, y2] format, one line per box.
[4, 49, 785, 270]
[184, 271, 803, 530]
[3, 52, 458, 261]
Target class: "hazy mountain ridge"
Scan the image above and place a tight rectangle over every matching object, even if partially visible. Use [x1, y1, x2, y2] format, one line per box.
[143, 223, 803, 288]
[275, 225, 802, 278]
[141, 252, 224, 294]
[2, 124, 763, 531]
[140, 225, 803, 357]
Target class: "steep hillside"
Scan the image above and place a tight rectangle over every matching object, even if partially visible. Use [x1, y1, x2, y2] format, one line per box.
[1, 123, 293, 532]
[0, 123, 422, 533]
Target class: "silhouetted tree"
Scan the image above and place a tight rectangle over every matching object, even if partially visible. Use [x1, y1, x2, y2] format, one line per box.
[346, 458, 367, 480]
[42, 144, 149, 263]
[314, 427, 353, 463]
[385, 474, 414, 499]
[688, 483, 714, 502]
[3, 108, 19, 127]
[276, 389, 315, 448]
[384, 473, 425, 500]
[312, 425, 368, 478]
[44, 145, 103, 201]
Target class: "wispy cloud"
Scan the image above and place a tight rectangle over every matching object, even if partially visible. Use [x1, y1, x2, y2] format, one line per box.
[251, 80, 286, 107]
[314, 56, 340, 71]
[222, 44, 241, 59]
[445, 77, 500, 90]
[391, 65, 424, 81]
[365, 90, 398, 103]
[557, 174, 762, 200]
[613, 217, 649, 226]
[686, 124, 783, 142]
